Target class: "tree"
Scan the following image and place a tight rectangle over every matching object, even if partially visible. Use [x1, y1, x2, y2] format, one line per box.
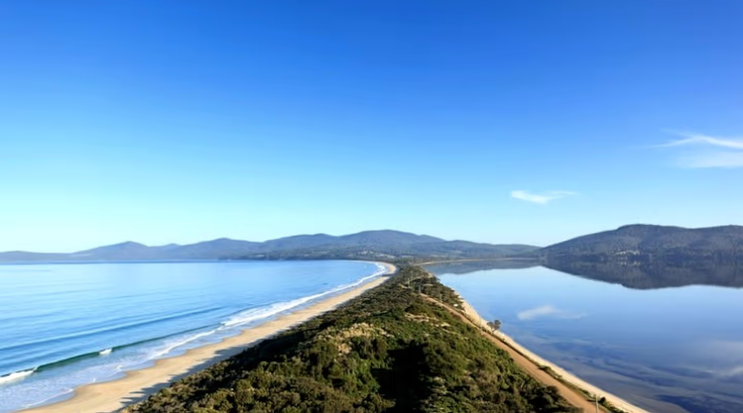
[487, 319, 502, 331]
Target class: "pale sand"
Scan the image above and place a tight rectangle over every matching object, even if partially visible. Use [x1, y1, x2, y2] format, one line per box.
[457, 298, 651, 413]
[22, 262, 396, 413]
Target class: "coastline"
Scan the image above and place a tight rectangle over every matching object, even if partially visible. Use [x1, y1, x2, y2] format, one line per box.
[21, 262, 396, 413]
[455, 296, 650, 413]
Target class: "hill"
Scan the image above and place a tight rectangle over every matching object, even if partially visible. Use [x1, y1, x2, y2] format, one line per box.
[0, 230, 539, 263]
[70, 241, 158, 260]
[124, 265, 578, 413]
[241, 239, 537, 262]
[538, 224, 743, 263]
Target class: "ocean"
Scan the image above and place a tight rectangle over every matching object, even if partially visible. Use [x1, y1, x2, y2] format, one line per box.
[0, 260, 384, 413]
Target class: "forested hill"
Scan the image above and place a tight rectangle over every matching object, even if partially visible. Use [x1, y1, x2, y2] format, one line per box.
[538, 224, 743, 262]
[124, 265, 578, 413]
[240, 239, 538, 262]
[0, 230, 538, 262]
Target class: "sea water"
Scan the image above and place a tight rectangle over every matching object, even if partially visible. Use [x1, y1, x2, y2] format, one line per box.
[0, 260, 384, 412]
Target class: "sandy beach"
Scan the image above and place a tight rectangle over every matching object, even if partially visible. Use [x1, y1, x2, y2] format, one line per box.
[455, 298, 651, 413]
[22, 262, 396, 413]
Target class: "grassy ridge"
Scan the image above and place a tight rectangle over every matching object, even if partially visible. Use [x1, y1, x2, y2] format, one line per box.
[126, 265, 578, 413]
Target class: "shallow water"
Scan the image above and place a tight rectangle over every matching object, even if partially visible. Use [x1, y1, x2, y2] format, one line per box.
[0, 260, 383, 412]
[431, 262, 743, 413]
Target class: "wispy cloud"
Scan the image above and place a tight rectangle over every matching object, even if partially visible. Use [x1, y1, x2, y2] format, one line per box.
[692, 340, 743, 378]
[657, 132, 743, 150]
[656, 131, 743, 168]
[517, 305, 585, 321]
[677, 152, 743, 168]
[718, 365, 743, 378]
[511, 190, 576, 205]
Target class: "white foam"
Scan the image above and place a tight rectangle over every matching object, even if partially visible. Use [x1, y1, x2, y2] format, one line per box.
[99, 348, 112, 356]
[150, 328, 219, 359]
[21, 388, 74, 409]
[146, 264, 390, 364]
[221, 293, 324, 327]
[0, 368, 36, 385]
[222, 266, 387, 328]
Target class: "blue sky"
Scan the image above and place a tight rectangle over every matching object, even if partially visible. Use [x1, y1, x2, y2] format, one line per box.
[1, 1, 742, 252]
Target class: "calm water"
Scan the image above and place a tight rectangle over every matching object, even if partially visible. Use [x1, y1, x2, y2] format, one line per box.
[431, 261, 743, 413]
[0, 260, 384, 413]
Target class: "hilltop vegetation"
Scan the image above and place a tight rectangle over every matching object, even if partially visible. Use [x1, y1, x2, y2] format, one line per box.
[538, 224, 743, 263]
[0, 230, 538, 263]
[125, 265, 577, 413]
[242, 240, 538, 262]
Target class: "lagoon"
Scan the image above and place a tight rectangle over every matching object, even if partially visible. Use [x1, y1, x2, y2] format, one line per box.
[430, 261, 743, 413]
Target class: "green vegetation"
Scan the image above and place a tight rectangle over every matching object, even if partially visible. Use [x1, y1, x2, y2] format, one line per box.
[538, 224, 743, 264]
[240, 240, 538, 262]
[126, 265, 578, 413]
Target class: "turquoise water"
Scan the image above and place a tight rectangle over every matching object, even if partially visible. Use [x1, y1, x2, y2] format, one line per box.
[433, 264, 743, 413]
[0, 260, 383, 413]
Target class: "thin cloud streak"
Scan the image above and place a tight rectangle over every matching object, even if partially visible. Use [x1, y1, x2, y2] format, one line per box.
[656, 131, 743, 168]
[678, 152, 743, 169]
[657, 132, 743, 150]
[718, 365, 743, 378]
[511, 190, 576, 205]
[517, 305, 585, 321]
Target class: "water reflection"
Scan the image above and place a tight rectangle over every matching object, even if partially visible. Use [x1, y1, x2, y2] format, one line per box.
[425, 259, 539, 274]
[428, 260, 743, 413]
[545, 259, 743, 289]
[427, 259, 743, 289]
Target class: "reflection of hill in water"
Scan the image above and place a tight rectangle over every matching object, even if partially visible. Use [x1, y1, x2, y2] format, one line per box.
[544, 260, 743, 290]
[426, 259, 743, 290]
[425, 259, 539, 275]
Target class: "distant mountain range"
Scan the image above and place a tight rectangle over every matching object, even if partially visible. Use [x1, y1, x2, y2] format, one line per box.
[418, 225, 743, 290]
[3, 225, 742, 264]
[0, 230, 538, 263]
[537, 224, 743, 263]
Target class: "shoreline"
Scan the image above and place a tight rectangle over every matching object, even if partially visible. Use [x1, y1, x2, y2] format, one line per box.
[454, 295, 650, 413]
[21, 262, 396, 413]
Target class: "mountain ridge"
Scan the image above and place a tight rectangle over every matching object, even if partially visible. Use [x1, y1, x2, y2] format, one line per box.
[538, 224, 743, 262]
[5, 224, 742, 264]
[0, 230, 537, 263]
